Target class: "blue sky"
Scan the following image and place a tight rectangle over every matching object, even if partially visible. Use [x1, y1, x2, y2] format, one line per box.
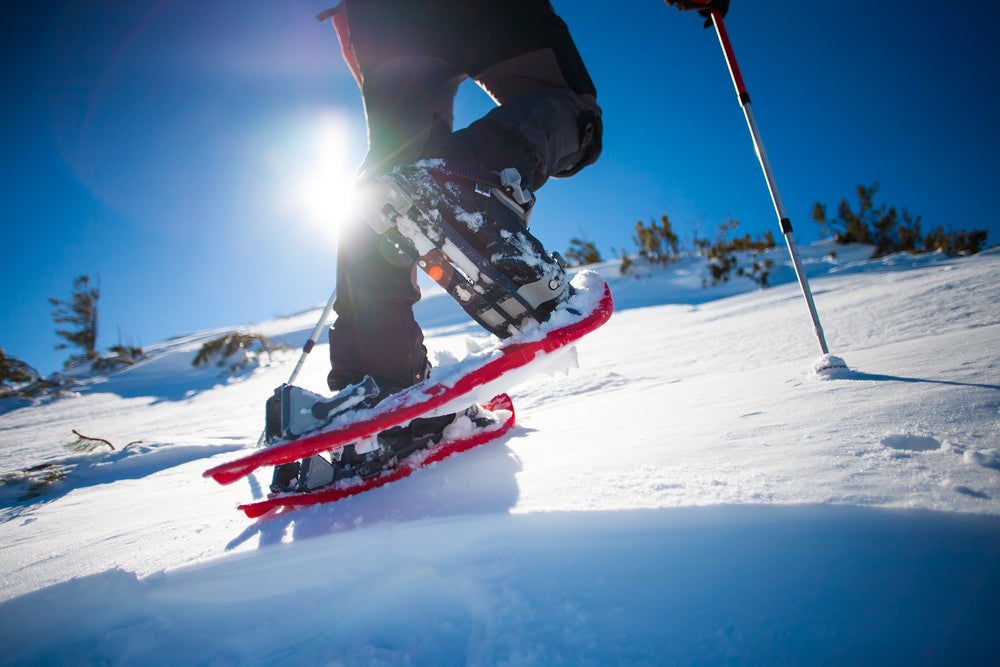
[4, 1, 998, 376]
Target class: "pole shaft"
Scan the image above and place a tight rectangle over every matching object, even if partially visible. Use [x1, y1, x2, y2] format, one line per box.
[287, 285, 338, 387]
[709, 10, 830, 354]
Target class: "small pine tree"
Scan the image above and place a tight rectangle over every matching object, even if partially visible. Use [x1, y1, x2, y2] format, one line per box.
[897, 210, 923, 253]
[49, 275, 100, 368]
[0, 348, 38, 386]
[619, 249, 633, 275]
[813, 182, 987, 258]
[924, 226, 989, 256]
[811, 202, 834, 239]
[193, 331, 288, 374]
[632, 214, 680, 265]
[565, 237, 604, 267]
[694, 218, 775, 287]
[844, 184, 876, 244]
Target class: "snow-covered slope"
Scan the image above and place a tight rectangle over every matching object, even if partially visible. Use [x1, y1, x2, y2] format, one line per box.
[2, 243, 998, 665]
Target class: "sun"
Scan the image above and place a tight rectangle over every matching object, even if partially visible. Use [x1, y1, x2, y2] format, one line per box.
[277, 112, 361, 246]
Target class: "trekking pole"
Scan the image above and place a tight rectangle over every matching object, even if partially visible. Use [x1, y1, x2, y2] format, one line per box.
[287, 285, 338, 387]
[704, 8, 842, 365]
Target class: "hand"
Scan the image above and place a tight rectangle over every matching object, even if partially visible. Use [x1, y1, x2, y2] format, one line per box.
[664, 0, 729, 27]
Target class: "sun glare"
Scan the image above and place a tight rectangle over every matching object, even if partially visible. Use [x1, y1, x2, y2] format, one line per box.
[278, 112, 359, 246]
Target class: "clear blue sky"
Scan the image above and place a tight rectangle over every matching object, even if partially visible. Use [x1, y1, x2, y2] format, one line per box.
[4, 1, 998, 376]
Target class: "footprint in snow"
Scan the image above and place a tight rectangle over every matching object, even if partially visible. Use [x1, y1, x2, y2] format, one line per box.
[880, 434, 942, 452]
[953, 485, 991, 500]
[963, 449, 1000, 471]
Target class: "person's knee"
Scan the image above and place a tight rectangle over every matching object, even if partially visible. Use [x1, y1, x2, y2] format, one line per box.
[554, 99, 602, 178]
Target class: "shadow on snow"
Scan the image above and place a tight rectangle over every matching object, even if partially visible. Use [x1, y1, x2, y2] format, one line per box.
[2, 504, 999, 666]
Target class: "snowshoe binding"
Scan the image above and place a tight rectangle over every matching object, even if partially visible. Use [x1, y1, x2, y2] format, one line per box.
[268, 402, 497, 494]
[363, 160, 569, 338]
[265, 375, 380, 444]
[266, 376, 379, 493]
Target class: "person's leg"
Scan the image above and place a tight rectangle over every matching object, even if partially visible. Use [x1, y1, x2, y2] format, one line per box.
[328, 222, 426, 392]
[333, 0, 603, 350]
[432, 0, 603, 191]
[329, 54, 463, 391]
[444, 64, 602, 193]
[357, 55, 464, 178]
[391, 5, 603, 332]
[344, 0, 601, 188]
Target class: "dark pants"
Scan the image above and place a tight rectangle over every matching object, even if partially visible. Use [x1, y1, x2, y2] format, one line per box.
[328, 0, 602, 391]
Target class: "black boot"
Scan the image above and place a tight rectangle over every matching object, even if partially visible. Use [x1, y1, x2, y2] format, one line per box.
[374, 160, 569, 336]
[270, 358, 432, 494]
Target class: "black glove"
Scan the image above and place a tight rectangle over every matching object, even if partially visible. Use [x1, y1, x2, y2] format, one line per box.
[664, 0, 729, 27]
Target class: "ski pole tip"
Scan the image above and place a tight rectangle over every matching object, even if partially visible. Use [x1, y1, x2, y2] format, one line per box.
[812, 354, 850, 379]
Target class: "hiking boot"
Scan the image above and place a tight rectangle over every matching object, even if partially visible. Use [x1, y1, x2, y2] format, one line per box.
[271, 404, 488, 493]
[373, 160, 569, 334]
[265, 376, 380, 444]
[268, 358, 455, 493]
[267, 376, 381, 493]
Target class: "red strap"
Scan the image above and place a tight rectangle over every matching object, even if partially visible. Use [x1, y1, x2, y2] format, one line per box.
[334, 12, 363, 88]
[317, 4, 363, 88]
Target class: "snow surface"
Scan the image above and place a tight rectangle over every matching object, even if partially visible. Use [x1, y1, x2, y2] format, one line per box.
[1, 241, 999, 665]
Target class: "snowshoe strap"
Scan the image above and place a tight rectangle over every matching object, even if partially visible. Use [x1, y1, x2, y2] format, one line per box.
[433, 162, 534, 210]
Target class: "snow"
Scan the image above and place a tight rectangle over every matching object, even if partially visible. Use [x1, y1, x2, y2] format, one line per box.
[2, 241, 999, 665]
